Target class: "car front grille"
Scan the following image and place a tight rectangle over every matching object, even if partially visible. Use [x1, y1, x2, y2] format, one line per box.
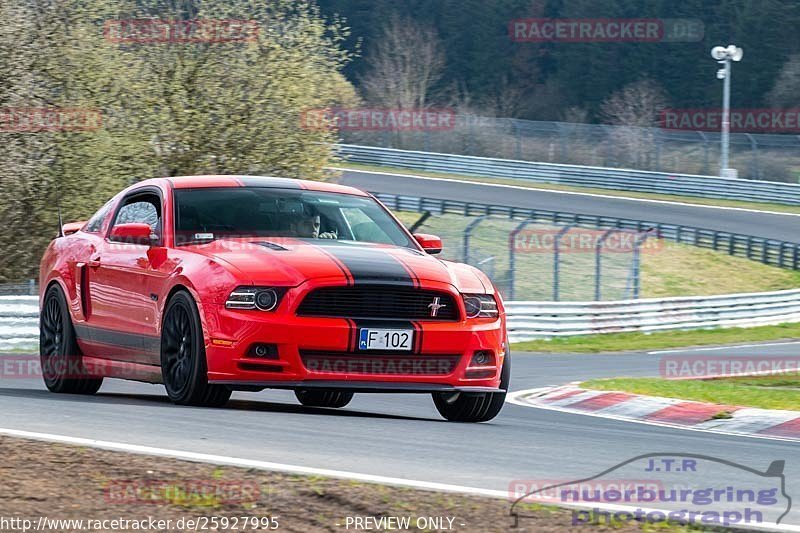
[296, 285, 459, 321]
[300, 351, 460, 376]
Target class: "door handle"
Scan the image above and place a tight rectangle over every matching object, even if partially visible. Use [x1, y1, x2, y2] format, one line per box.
[87, 256, 101, 268]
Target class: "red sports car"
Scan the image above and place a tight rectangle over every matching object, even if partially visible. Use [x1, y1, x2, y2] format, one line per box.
[39, 176, 509, 422]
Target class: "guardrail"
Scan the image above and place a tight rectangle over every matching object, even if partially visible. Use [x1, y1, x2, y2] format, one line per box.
[374, 193, 800, 270]
[0, 296, 39, 351]
[338, 115, 800, 180]
[506, 289, 800, 342]
[3, 292, 800, 347]
[339, 144, 800, 206]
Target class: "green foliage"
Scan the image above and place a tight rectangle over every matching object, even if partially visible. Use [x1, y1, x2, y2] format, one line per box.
[512, 322, 800, 353]
[0, 0, 357, 282]
[582, 375, 800, 411]
[318, 0, 800, 118]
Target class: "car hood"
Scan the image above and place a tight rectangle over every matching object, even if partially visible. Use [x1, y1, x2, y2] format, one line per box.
[185, 238, 491, 293]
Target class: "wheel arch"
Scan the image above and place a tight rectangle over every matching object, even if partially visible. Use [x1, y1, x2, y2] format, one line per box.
[159, 279, 211, 346]
[42, 276, 72, 315]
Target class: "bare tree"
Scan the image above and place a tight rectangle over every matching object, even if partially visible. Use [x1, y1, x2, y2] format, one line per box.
[600, 79, 668, 169]
[359, 15, 445, 109]
[767, 54, 800, 108]
[600, 79, 667, 128]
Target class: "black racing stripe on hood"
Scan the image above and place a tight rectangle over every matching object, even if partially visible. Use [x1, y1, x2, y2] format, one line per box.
[313, 245, 354, 286]
[389, 250, 421, 289]
[314, 244, 415, 286]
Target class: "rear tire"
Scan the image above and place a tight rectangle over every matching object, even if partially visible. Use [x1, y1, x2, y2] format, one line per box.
[39, 284, 103, 395]
[295, 389, 354, 408]
[432, 346, 511, 423]
[161, 290, 231, 407]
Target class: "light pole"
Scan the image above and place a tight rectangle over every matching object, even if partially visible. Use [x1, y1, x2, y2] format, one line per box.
[711, 45, 743, 178]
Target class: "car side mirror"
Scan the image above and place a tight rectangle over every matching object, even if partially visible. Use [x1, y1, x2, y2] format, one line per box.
[109, 223, 154, 245]
[414, 233, 442, 255]
[61, 221, 86, 236]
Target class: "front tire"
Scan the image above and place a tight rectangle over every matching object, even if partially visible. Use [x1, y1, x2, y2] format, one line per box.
[295, 389, 354, 408]
[39, 284, 103, 394]
[432, 347, 511, 422]
[161, 290, 231, 407]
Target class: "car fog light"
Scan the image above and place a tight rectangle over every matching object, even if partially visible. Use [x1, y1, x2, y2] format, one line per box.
[471, 350, 493, 366]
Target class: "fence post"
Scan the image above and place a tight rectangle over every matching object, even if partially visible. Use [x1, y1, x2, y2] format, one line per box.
[595, 230, 617, 301]
[556, 122, 567, 162]
[508, 220, 535, 301]
[745, 133, 759, 180]
[631, 232, 651, 299]
[28, 278, 36, 295]
[553, 226, 573, 301]
[466, 115, 474, 155]
[631, 243, 641, 299]
[654, 129, 662, 171]
[463, 215, 487, 264]
[697, 131, 710, 175]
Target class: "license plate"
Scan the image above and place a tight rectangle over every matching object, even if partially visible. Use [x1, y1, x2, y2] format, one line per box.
[359, 328, 414, 351]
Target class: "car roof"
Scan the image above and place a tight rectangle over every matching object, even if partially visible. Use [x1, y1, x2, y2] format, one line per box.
[162, 175, 368, 196]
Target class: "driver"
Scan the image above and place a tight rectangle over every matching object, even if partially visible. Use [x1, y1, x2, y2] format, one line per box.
[290, 213, 337, 239]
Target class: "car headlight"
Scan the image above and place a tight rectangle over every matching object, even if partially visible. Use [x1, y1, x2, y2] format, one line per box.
[225, 287, 283, 311]
[462, 294, 498, 319]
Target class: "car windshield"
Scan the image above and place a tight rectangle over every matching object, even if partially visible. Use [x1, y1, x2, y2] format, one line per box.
[174, 187, 413, 247]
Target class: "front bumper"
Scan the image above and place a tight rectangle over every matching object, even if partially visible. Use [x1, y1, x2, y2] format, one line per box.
[201, 286, 506, 392]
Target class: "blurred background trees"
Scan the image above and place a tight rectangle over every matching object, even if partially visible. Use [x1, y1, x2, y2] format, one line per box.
[4, 0, 800, 281]
[0, 0, 356, 281]
[318, 0, 800, 120]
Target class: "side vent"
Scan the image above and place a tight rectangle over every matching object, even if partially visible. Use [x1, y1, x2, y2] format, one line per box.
[79, 264, 91, 318]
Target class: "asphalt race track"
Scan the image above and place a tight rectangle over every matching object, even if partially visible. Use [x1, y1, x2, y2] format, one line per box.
[4, 174, 800, 530]
[338, 169, 800, 243]
[2, 343, 800, 528]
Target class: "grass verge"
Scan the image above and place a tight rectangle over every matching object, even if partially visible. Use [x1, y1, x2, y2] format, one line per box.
[511, 322, 800, 353]
[334, 162, 800, 215]
[394, 212, 800, 300]
[0, 435, 699, 532]
[581, 375, 800, 411]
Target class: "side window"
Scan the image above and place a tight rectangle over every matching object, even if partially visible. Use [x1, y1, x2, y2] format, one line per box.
[111, 193, 162, 242]
[84, 201, 113, 233]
